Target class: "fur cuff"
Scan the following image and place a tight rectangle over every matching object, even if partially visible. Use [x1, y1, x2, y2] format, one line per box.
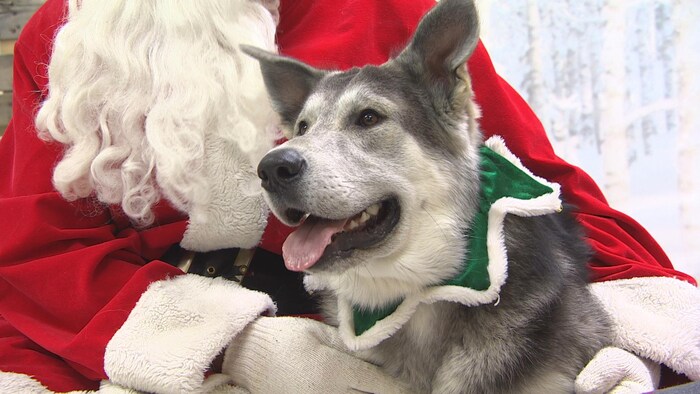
[590, 276, 700, 380]
[0, 372, 88, 394]
[0, 372, 244, 394]
[104, 275, 275, 394]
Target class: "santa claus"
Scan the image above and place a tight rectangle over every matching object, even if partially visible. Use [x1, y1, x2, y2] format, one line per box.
[0, 0, 697, 393]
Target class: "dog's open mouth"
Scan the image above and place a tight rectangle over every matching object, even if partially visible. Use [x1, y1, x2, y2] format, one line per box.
[281, 197, 400, 272]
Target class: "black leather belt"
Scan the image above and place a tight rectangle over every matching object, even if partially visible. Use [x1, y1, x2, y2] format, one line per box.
[160, 244, 319, 316]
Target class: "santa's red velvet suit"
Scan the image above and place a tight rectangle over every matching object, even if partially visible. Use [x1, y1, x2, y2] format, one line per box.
[0, 0, 697, 392]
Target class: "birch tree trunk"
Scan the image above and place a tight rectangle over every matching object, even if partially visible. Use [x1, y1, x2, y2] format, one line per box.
[525, 1, 545, 115]
[598, 1, 630, 206]
[475, 0, 494, 50]
[673, 0, 700, 262]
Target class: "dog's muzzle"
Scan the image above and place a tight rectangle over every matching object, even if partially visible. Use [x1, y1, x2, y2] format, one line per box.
[257, 148, 306, 192]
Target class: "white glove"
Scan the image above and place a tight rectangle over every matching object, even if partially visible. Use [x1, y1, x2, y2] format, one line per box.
[575, 347, 660, 394]
[99, 375, 249, 394]
[222, 316, 414, 394]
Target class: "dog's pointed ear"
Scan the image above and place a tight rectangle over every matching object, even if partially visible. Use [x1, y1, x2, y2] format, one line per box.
[397, 0, 479, 92]
[241, 45, 325, 127]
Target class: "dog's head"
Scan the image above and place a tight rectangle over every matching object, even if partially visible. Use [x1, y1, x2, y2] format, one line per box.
[244, 0, 482, 305]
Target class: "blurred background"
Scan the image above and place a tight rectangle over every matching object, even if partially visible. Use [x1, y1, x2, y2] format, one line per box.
[475, 0, 700, 280]
[2, 1, 698, 279]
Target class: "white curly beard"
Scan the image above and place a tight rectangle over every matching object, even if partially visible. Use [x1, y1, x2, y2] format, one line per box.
[36, 0, 280, 249]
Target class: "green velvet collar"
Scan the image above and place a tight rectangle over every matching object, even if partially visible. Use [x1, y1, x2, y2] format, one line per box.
[352, 144, 556, 336]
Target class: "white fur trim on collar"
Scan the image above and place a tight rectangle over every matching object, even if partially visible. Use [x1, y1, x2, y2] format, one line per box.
[306, 135, 563, 351]
[104, 274, 275, 393]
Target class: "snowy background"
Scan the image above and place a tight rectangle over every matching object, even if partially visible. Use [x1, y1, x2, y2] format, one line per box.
[475, 0, 699, 280]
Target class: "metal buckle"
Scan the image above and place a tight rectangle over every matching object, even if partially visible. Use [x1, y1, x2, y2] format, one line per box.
[176, 250, 196, 273]
[231, 248, 255, 283]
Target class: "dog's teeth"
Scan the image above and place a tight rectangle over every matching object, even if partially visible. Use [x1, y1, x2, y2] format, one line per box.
[342, 204, 380, 232]
[366, 203, 380, 216]
[360, 212, 370, 223]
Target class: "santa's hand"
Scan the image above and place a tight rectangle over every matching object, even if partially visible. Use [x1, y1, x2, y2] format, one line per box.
[222, 316, 413, 394]
[575, 347, 660, 394]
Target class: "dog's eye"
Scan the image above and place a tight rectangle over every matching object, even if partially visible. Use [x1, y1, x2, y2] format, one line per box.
[357, 109, 381, 127]
[297, 120, 309, 136]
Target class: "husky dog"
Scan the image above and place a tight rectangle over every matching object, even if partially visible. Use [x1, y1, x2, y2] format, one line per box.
[243, 0, 611, 392]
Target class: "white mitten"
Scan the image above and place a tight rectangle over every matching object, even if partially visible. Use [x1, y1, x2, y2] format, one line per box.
[222, 316, 414, 394]
[101, 375, 247, 394]
[575, 347, 660, 394]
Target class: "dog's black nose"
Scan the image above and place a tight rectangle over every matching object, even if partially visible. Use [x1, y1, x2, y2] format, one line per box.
[257, 148, 307, 192]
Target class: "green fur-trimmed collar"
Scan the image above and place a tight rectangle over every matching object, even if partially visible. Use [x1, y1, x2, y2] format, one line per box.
[304, 136, 563, 351]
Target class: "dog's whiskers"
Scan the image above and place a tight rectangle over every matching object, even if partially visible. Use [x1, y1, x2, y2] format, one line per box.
[362, 264, 380, 288]
[422, 206, 451, 245]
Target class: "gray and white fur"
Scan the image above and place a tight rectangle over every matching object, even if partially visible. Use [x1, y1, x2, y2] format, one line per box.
[243, 0, 611, 392]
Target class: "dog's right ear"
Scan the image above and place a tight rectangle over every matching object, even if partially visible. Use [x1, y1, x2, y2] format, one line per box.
[396, 0, 480, 97]
[241, 45, 325, 129]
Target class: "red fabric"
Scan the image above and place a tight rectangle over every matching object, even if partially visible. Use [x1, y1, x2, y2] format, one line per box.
[0, 0, 694, 391]
[0, 1, 185, 391]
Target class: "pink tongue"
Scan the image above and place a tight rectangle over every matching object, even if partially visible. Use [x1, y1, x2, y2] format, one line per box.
[282, 217, 348, 271]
